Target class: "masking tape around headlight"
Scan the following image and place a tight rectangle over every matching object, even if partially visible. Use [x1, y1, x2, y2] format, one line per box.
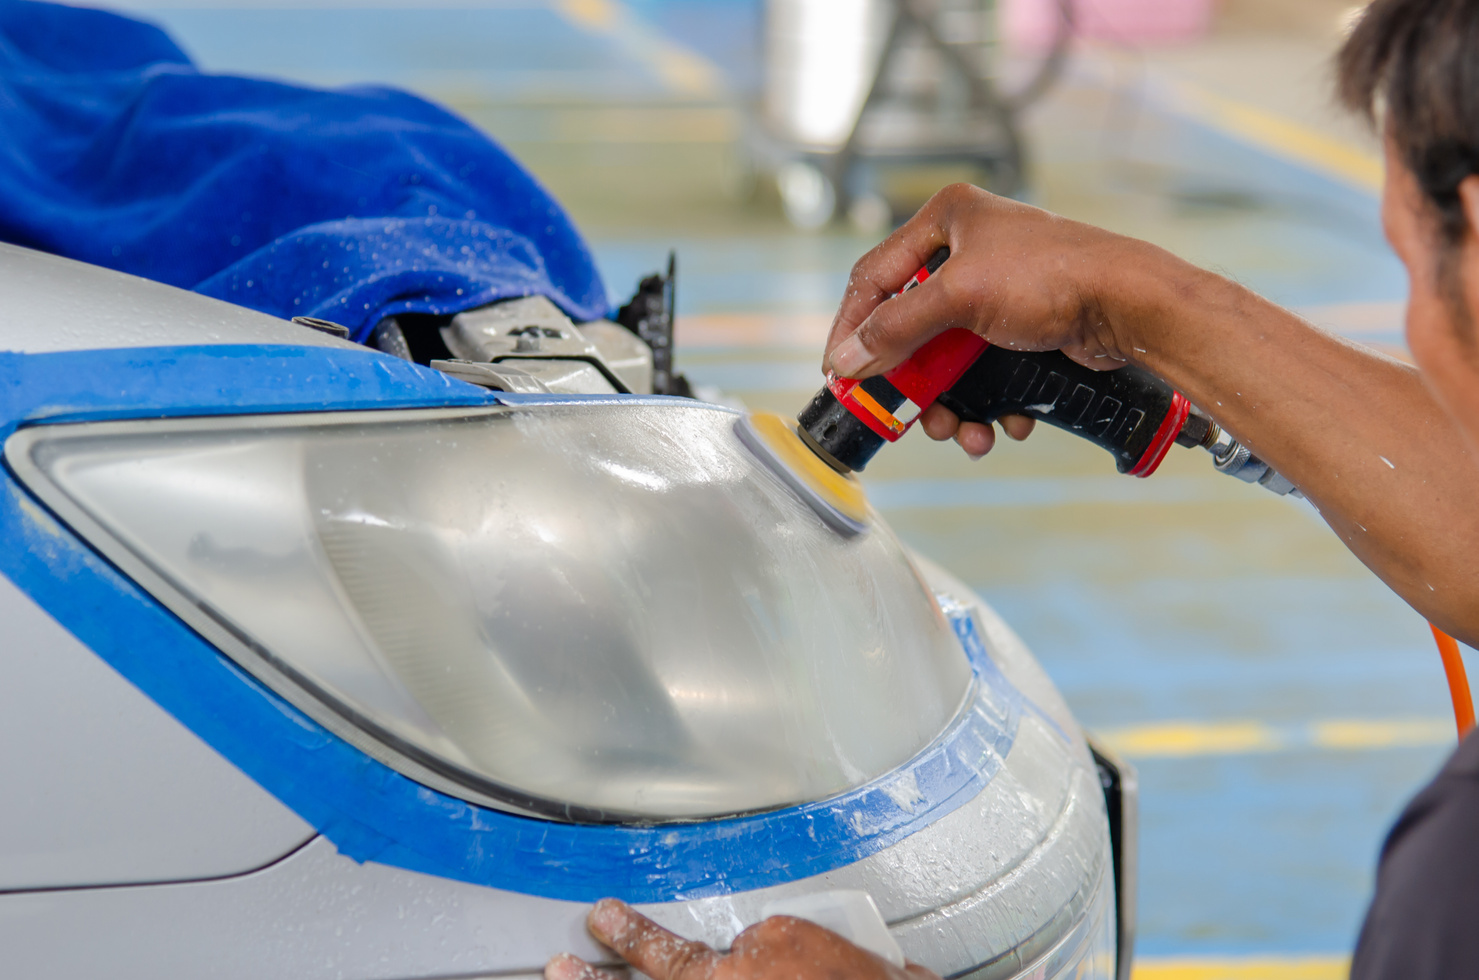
[0, 345, 1041, 901]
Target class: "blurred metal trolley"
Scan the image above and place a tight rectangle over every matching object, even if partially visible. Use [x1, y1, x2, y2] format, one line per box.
[758, 0, 1070, 229]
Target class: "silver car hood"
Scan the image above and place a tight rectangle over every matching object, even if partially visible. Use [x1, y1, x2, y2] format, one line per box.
[0, 241, 357, 354]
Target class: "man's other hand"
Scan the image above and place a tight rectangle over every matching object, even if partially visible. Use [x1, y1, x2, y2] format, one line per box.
[545, 898, 940, 980]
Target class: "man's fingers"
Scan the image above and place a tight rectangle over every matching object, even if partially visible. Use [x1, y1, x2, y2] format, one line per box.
[587, 899, 720, 980]
[999, 414, 1036, 441]
[919, 402, 961, 441]
[924, 407, 1033, 453]
[826, 229, 947, 358]
[955, 421, 995, 459]
[824, 185, 978, 365]
[827, 265, 971, 378]
[545, 954, 623, 980]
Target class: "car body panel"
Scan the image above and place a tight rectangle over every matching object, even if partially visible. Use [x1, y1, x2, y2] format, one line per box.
[0, 609, 1105, 980]
[0, 244, 1118, 979]
[0, 574, 314, 890]
[0, 242, 355, 355]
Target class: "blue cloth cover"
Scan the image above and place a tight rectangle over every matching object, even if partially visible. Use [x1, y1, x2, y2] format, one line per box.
[0, 0, 608, 341]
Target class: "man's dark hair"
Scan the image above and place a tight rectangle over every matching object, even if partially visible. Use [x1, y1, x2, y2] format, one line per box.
[1339, 0, 1479, 242]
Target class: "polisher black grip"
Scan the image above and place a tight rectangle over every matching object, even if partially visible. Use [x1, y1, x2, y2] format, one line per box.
[934, 346, 1179, 474]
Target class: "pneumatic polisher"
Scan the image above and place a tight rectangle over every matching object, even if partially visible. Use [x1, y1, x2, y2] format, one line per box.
[736, 247, 1297, 536]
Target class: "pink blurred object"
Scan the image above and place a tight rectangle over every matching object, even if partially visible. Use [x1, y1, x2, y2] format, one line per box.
[1003, 0, 1215, 48]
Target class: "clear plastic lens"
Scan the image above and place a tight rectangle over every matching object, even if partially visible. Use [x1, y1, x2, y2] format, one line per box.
[21, 403, 971, 820]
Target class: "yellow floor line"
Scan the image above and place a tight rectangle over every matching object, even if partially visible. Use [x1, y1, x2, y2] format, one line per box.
[1167, 80, 1382, 193]
[1311, 718, 1453, 749]
[1107, 720, 1282, 758]
[1134, 954, 1349, 980]
[1100, 717, 1453, 759]
[555, 0, 718, 98]
[541, 106, 738, 144]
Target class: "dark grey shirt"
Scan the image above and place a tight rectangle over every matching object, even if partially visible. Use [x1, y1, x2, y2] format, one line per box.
[1352, 728, 1479, 978]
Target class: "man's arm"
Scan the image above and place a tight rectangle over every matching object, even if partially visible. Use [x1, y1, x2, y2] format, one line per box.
[823, 184, 1479, 643]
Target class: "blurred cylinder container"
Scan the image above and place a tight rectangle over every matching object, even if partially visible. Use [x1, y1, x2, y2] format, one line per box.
[760, 0, 1021, 229]
[763, 0, 1005, 152]
[764, 0, 893, 149]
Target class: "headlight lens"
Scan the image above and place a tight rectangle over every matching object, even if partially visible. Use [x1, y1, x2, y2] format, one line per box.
[13, 403, 971, 821]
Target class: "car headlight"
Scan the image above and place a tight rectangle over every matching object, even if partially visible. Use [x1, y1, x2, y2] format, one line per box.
[9, 402, 972, 821]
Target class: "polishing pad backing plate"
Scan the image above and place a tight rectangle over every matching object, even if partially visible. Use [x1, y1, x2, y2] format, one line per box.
[736, 411, 869, 536]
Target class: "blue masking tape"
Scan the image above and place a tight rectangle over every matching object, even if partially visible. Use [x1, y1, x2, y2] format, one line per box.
[0, 344, 1029, 902]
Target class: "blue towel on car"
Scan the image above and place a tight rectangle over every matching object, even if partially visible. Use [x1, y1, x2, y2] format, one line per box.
[0, 0, 608, 342]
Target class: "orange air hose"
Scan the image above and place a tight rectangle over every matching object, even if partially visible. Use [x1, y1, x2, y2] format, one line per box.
[1430, 623, 1475, 738]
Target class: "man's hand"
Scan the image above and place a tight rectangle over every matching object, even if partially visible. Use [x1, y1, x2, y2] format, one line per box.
[822, 183, 1154, 458]
[812, 174, 1479, 646]
[823, 183, 1147, 377]
[545, 898, 939, 980]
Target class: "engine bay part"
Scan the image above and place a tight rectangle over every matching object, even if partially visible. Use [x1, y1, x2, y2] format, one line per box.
[291, 315, 351, 339]
[370, 317, 414, 360]
[616, 251, 691, 397]
[381, 263, 692, 398]
[429, 359, 551, 394]
[11, 402, 971, 822]
[440, 295, 651, 395]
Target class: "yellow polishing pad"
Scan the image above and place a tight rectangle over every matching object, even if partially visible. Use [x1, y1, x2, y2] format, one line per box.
[737, 411, 870, 535]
